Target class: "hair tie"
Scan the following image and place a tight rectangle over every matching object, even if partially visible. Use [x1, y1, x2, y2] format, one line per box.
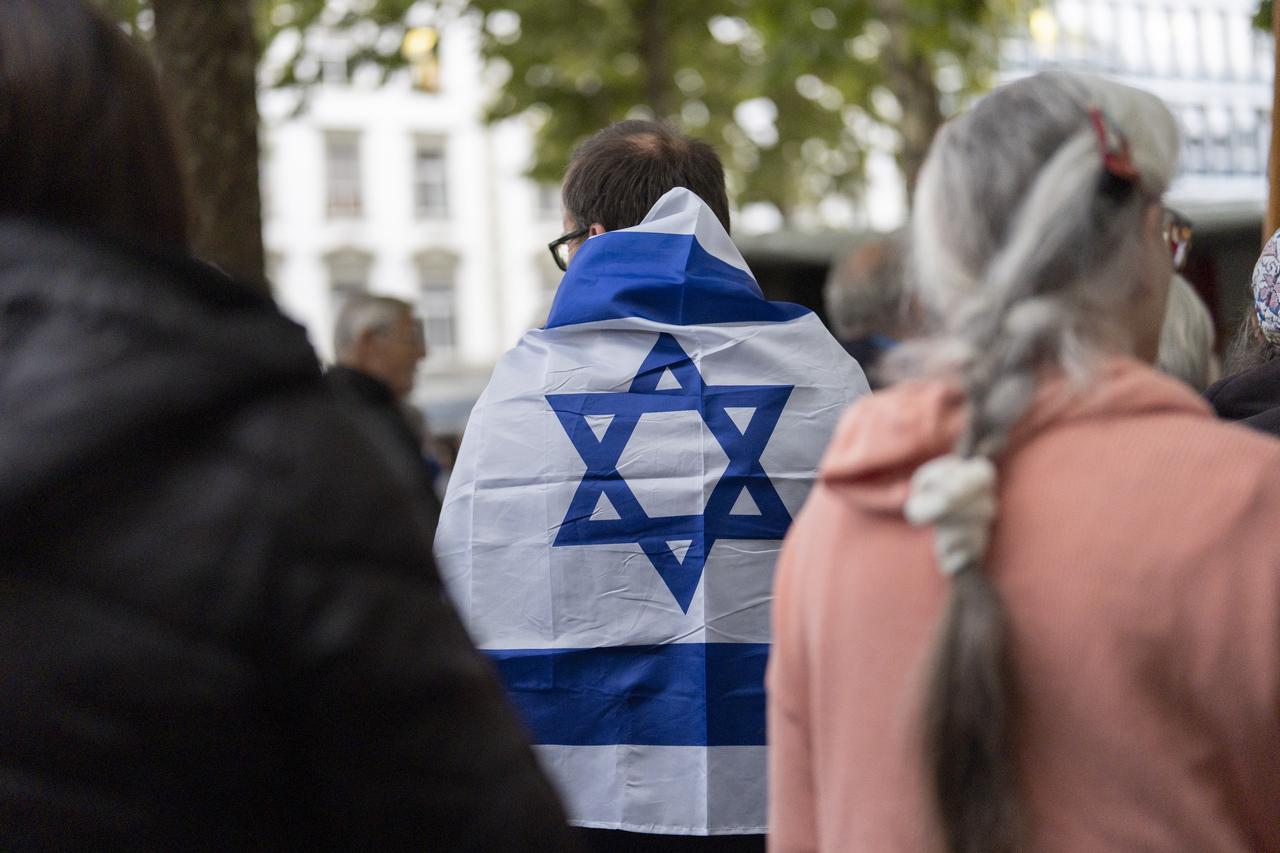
[904, 454, 998, 576]
[1087, 107, 1139, 183]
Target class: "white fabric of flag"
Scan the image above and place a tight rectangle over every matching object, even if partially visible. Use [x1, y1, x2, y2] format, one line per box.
[436, 188, 869, 835]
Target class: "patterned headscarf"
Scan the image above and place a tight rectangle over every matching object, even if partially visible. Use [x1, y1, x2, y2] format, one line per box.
[1253, 228, 1280, 345]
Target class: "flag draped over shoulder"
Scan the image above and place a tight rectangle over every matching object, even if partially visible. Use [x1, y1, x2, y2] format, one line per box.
[435, 188, 870, 835]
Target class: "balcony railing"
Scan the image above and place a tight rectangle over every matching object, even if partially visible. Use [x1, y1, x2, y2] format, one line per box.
[1004, 0, 1273, 83]
[1002, 1, 1273, 178]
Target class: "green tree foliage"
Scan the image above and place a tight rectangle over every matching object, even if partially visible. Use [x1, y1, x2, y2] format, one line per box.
[256, 0, 423, 87]
[98, 0, 1019, 236]
[468, 0, 1018, 216]
[99, 0, 425, 82]
[94, 0, 429, 285]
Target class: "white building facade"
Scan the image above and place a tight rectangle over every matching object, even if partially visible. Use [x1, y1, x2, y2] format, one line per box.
[260, 20, 563, 431]
[1000, 0, 1274, 331]
[1003, 0, 1272, 218]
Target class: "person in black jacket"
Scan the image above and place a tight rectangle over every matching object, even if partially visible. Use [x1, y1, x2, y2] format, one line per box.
[1206, 228, 1280, 437]
[823, 235, 911, 389]
[0, 1, 575, 849]
[327, 294, 445, 512]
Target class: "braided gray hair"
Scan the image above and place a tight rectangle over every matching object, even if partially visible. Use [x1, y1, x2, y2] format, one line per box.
[894, 71, 1179, 853]
[897, 70, 1178, 546]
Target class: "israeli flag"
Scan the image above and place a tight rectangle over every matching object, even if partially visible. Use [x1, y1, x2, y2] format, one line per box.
[436, 188, 868, 835]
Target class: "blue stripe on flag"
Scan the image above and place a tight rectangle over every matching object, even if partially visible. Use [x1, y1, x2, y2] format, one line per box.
[488, 643, 768, 747]
[545, 233, 809, 329]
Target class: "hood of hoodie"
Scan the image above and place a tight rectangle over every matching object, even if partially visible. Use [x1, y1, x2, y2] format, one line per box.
[0, 218, 322, 531]
[817, 358, 1212, 514]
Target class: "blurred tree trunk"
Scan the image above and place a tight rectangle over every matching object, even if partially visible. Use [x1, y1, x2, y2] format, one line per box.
[885, 53, 943, 203]
[638, 0, 674, 120]
[152, 0, 266, 288]
[1268, 0, 1280, 240]
[877, 0, 945, 203]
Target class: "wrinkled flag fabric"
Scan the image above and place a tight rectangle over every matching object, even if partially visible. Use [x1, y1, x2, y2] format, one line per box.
[435, 188, 869, 835]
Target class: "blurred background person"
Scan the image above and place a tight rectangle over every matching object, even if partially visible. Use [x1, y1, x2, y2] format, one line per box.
[1156, 273, 1218, 391]
[399, 402, 450, 499]
[0, 1, 574, 848]
[823, 235, 913, 388]
[330, 295, 426, 405]
[1206, 228, 1280, 436]
[328, 294, 444, 512]
[769, 71, 1280, 853]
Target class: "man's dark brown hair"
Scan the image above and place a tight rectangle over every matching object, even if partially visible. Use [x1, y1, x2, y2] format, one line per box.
[562, 120, 730, 234]
[0, 0, 189, 247]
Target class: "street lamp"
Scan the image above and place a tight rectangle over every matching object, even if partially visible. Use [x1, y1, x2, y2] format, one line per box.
[402, 26, 440, 92]
[1029, 7, 1060, 57]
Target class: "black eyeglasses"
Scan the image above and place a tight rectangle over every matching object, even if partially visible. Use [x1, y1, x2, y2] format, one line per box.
[548, 227, 590, 272]
[1162, 207, 1192, 271]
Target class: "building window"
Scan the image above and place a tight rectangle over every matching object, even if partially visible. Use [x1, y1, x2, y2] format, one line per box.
[1178, 105, 1207, 174]
[327, 250, 373, 306]
[417, 253, 457, 361]
[414, 141, 448, 219]
[325, 132, 362, 218]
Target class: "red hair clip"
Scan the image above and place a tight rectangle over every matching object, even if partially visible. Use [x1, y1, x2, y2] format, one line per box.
[1088, 107, 1139, 182]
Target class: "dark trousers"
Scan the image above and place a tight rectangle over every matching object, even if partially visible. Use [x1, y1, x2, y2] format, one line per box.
[575, 828, 766, 852]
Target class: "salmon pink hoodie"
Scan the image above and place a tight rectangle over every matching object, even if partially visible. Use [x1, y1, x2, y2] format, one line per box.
[768, 358, 1280, 852]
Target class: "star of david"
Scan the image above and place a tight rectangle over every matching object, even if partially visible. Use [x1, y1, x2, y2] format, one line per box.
[546, 333, 794, 613]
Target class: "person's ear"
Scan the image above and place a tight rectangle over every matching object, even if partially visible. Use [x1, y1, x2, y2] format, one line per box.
[353, 327, 380, 358]
[1143, 202, 1164, 244]
[587, 223, 606, 238]
[1127, 203, 1166, 303]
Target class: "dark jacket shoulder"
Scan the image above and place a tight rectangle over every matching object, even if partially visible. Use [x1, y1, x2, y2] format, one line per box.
[325, 364, 444, 522]
[0, 219, 573, 851]
[1205, 357, 1280, 438]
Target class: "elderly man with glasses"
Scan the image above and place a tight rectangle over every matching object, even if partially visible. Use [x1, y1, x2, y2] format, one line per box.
[328, 293, 443, 519]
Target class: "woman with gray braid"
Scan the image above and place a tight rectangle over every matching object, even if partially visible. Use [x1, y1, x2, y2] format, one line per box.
[768, 71, 1280, 853]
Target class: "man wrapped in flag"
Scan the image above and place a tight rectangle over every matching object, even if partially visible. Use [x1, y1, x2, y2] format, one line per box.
[436, 121, 869, 850]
